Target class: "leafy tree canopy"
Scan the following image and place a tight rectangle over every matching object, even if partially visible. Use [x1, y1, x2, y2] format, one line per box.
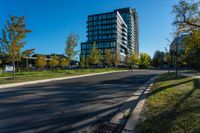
[139, 53, 151, 69]
[129, 52, 139, 66]
[65, 33, 79, 62]
[172, 0, 200, 33]
[104, 49, 113, 67]
[49, 54, 59, 67]
[90, 42, 101, 65]
[152, 50, 165, 67]
[36, 55, 46, 69]
[59, 57, 69, 69]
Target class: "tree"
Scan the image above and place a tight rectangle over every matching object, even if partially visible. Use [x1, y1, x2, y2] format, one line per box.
[0, 50, 3, 67]
[0, 16, 31, 78]
[113, 52, 120, 67]
[152, 50, 165, 68]
[183, 29, 200, 71]
[80, 55, 90, 69]
[89, 42, 101, 66]
[125, 53, 130, 66]
[22, 48, 35, 71]
[49, 54, 59, 69]
[164, 50, 173, 74]
[0, 60, 2, 66]
[85, 56, 90, 69]
[36, 55, 46, 70]
[172, 0, 200, 33]
[80, 56, 85, 69]
[59, 57, 69, 69]
[104, 49, 112, 67]
[139, 53, 151, 69]
[65, 33, 79, 63]
[129, 52, 139, 68]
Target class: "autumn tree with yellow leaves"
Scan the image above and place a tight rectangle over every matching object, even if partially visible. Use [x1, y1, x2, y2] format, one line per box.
[59, 57, 69, 69]
[36, 55, 47, 70]
[49, 54, 59, 70]
[104, 49, 113, 67]
[0, 16, 31, 78]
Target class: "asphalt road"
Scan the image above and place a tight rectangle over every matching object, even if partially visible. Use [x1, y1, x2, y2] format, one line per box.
[0, 70, 164, 133]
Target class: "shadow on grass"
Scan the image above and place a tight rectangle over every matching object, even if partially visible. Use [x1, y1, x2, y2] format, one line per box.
[156, 73, 186, 82]
[137, 77, 200, 133]
[148, 79, 194, 98]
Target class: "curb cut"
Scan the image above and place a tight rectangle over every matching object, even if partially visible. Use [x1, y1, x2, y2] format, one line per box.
[0, 70, 127, 89]
[122, 76, 157, 133]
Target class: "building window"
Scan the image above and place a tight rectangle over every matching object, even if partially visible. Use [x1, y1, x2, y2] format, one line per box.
[82, 44, 86, 49]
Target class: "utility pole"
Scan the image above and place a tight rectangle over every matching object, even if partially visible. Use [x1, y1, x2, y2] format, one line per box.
[175, 42, 178, 78]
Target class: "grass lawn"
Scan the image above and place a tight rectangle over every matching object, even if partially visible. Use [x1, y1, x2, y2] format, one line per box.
[137, 73, 200, 133]
[0, 68, 126, 85]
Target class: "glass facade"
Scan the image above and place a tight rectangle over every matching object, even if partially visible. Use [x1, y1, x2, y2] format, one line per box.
[81, 8, 139, 63]
[115, 8, 139, 54]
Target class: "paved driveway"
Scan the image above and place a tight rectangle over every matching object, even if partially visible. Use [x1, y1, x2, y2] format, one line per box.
[0, 70, 164, 133]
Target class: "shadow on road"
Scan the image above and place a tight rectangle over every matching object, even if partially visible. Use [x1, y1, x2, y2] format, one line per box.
[0, 71, 160, 132]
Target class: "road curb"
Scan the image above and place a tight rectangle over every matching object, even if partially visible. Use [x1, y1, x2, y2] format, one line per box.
[0, 70, 127, 89]
[121, 76, 157, 133]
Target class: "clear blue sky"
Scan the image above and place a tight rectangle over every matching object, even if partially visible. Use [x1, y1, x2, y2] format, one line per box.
[0, 0, 178, 59]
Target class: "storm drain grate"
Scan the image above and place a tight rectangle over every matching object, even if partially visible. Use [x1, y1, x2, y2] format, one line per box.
[89, 122, 124, 133]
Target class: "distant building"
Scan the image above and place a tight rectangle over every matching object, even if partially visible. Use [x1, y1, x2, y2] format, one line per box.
[170, 34, 188, 54]
[81, 7, 139, 63]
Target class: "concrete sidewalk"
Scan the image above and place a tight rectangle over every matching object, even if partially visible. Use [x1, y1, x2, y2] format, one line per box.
[0, 70, 128, 89]
[180, 71, 200, 78]
[121, 76, 157, 133]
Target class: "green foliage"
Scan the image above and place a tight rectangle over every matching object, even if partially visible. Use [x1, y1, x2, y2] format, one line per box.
[139, 53, 151, 69]
[0, 16, 31, 78]
[85, 57, 90, 68]
[65, 33, 79, 62]
[36, 55, 47, 70]
[183, 30, 200, 71]
[137, 74, 200, 133]
[164, 52, 173, 65]
[129, 52, 139, 66]
[49, 55, 59, 68]
[172, 0, 200, 33]
[164, 52, 171, 63]
[113, 52, 120, 67]
[80, 55, 89, 69]
[80, 55, 85, 69]
[184, 30, 200, 54]
[0, 51, 3, 66]
[152, 50, 165, 68]
[104, 49, 113, 67]
[89, 42, 101, 65]
[172, 0, 200, 71]
[59, 57, 69, 69]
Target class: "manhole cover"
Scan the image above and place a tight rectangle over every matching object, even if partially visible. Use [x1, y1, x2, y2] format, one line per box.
[89, 122, 123, 133]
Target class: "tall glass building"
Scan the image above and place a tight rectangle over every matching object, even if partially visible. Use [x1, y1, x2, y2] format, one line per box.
[115, 8, 139, 54]
[81, 7, 139, 63]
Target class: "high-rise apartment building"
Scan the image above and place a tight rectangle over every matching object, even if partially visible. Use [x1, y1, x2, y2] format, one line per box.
[81, 7, 139, 63]
[116, 8, 139, 54]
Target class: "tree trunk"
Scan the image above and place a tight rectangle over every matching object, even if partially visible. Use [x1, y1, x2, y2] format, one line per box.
[175, 56, 178, 78]
[168, 63, 170, 74]
[197, 49, 200, 72]
[12, 60, 15, 79]
[26, 58, 29, 71]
